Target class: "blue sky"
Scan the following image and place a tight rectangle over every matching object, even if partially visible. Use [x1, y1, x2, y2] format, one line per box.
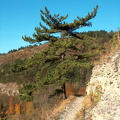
[0, 0, 120, 53]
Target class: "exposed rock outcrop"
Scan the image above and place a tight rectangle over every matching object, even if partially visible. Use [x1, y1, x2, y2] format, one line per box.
[0, 82, 19, 96]
[86, 50, 120, 120]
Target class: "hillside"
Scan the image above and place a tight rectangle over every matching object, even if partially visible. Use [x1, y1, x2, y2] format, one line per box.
[0, 50, 119, 118]
[0, 43, 49, 67]
[47, 45, 120, 120]
[0, 31, 119, 120]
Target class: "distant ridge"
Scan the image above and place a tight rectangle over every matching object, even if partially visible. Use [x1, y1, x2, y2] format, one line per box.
[0, 43, 49, 67]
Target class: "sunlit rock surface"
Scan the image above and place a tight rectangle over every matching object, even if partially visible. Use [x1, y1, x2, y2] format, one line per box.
[0, 82, 19, 96]
[86, 50, 120, 120]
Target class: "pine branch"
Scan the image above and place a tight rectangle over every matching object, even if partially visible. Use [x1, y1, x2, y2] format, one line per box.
[57, 5, 98, 32]
[22, 5, 98, 43]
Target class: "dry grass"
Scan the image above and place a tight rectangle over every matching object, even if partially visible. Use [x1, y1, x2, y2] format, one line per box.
[0, 43, 49, 66]
[93, 39, 120, 65]
[49, 95, 75, 119]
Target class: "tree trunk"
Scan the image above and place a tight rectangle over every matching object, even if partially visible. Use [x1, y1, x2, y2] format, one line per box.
[62, 83, 67, 99]
[61, 54, 67, 99]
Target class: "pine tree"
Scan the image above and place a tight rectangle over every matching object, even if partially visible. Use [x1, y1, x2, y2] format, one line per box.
[19, 6, 99, 101]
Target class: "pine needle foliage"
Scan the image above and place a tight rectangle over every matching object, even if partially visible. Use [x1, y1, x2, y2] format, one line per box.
[19, 35, 101, 101]
[22, 5, 98, 43]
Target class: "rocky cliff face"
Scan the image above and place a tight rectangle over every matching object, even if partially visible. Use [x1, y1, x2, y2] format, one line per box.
[86, 50, 120, 120]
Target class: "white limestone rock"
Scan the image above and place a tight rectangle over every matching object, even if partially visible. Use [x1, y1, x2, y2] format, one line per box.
[86, 50, 120, 120]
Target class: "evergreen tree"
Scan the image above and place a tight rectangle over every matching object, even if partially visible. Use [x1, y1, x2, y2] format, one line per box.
[19, 6, 99, 101]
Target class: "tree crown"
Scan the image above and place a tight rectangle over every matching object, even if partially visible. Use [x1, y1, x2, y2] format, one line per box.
[22, 5, 98, 43]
